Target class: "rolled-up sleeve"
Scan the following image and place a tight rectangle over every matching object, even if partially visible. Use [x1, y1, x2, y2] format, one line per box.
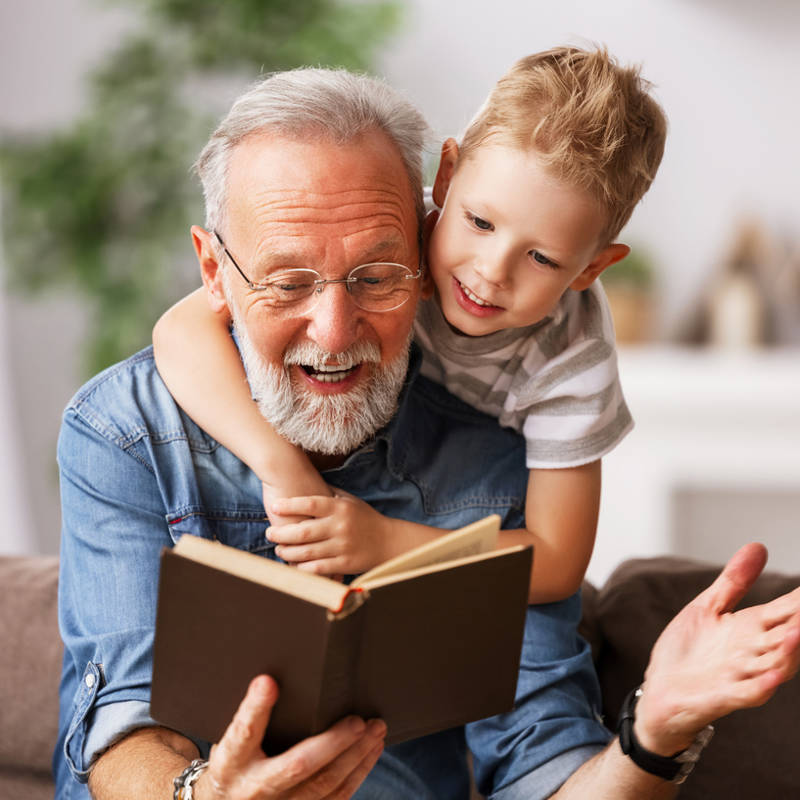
[56, 405, 173, 781]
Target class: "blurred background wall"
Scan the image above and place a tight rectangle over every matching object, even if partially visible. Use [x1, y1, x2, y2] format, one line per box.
[1, 0, 798, 581]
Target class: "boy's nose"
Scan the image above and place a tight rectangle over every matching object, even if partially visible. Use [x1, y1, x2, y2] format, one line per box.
[304, 282, 365, 355]
[474, 251, 514, 287]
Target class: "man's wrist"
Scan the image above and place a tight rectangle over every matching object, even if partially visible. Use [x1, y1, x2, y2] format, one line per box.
[173, 758, 208, 800]
[618, 687, 714, 785]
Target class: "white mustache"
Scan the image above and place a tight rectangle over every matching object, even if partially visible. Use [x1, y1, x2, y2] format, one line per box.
[283, 340, 381, 371]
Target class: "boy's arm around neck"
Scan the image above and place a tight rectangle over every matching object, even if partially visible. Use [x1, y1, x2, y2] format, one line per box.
[152, 287, 332, 526]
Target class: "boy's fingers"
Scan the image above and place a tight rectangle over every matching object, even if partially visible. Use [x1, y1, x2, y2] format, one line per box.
[294, 558, 345, 576]
[213, 675, 278, 773]
[269, 523, 327, 546]
[276, 541, 338, 565]
[271, 496, 333, 518]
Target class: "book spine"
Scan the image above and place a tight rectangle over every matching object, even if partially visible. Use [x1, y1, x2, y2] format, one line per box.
[314, 602, 365, 731]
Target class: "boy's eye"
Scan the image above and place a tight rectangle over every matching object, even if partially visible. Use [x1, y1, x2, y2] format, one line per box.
[531, 250, 556, 268]
[466, 212, 493, 231]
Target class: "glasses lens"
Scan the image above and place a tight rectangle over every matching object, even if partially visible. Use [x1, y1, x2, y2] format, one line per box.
[258, 270, 319, 308]
[350, 263, 415, 311]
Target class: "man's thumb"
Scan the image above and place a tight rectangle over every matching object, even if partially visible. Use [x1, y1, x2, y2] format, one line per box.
[703, 542, 767, 615]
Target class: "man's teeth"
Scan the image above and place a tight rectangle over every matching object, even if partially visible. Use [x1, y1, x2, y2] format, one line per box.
[306, 365, 357, 383]
[460, 282, 493, 307]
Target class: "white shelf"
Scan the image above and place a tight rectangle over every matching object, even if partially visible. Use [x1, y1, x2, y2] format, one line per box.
[588, 346, 800, 585]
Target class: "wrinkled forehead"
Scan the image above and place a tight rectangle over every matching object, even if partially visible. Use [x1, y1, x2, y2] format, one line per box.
[225, 131, 419, 261]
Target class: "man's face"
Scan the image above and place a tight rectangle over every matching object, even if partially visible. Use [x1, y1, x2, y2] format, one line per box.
[204, 130, 421, 457]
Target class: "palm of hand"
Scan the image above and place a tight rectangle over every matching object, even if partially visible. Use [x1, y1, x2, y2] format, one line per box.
[637, 542, 800, 755]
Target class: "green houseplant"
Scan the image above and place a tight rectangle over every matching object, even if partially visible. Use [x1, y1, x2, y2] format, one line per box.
[0, 0, 401, 375]
[601, 244, 657, 344]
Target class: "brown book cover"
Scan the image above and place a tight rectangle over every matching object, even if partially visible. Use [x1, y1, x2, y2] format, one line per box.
[150, 515, 532, 753]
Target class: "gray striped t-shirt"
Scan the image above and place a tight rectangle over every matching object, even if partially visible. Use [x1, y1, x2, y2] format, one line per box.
[413, 281, 633, 468]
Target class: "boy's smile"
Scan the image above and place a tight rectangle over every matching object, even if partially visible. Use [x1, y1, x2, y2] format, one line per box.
[427, 140, 628, 337]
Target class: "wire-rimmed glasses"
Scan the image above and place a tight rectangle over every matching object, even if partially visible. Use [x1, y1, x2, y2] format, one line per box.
[214, 231, 422, 314]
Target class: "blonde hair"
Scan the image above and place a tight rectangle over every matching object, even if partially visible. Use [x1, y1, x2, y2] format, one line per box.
[459, 46, 667, 244]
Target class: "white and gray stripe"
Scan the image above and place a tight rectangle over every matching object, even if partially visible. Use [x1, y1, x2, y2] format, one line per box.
[414, 281, 632, 469]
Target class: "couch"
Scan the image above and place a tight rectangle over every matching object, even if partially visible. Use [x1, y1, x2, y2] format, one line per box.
[2, 554, 798, 800]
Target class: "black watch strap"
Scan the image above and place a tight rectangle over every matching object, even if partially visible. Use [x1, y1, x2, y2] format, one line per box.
[617, 687, 714, 784]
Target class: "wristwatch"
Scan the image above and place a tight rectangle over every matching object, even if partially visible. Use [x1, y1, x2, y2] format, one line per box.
[173, 758, 208, 800]
[617, 687, 714, 785]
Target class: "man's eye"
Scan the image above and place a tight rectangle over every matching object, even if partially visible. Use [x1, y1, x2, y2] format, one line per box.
[270, 277, 313, 293]
[467, 213, 493, 231]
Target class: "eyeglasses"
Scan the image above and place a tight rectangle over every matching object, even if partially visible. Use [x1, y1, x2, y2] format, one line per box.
[214, 231, 423, 314]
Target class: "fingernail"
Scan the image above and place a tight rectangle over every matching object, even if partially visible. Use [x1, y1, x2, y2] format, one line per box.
[367, 719, 387, 738]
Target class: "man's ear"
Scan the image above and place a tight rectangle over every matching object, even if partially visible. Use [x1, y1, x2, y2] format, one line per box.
[420, 208, 439, 300]
[569, 243, 630, 292]
[191, 225, 228, 313]
[432, 138, 459, 208]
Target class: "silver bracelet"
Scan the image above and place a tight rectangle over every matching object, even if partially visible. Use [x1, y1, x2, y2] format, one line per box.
[173, 758, 208, 800]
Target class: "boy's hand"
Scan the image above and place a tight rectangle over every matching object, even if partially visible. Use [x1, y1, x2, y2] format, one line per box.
[262, 472, 332, 529]
[266, 490, 399, 575]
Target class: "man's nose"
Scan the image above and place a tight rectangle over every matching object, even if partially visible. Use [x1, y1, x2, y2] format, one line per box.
[304, 282, 364, 354]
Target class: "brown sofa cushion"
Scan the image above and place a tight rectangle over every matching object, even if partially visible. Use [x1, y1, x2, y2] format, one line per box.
[587, 556, 800, 800]
[0, 556, 62, 778]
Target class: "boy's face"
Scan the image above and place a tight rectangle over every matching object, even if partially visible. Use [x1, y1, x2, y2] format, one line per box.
[427, 140, 628, 337]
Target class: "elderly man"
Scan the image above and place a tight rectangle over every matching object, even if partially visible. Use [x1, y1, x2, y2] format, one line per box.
[55, 68, 800, 800]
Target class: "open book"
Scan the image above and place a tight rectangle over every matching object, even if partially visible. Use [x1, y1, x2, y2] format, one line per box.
[150, 514, 533, 753]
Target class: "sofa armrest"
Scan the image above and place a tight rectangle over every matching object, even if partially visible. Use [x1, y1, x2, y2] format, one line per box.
[0, 556, 62, 780]
[585, 556, 799, 799]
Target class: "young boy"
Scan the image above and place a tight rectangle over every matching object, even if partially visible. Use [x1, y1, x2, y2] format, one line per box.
[153, 46, 667, 602]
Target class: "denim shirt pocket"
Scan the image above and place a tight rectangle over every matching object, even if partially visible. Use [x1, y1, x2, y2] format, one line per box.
[63, 661, 104, 781]
[166, 510, 277, 557]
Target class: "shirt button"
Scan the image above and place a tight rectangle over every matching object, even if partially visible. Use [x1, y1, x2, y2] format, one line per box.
[85, 673, 96, 689]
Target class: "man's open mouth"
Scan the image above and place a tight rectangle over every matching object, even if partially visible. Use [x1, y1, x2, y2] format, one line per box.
[301, 364, 359, 383]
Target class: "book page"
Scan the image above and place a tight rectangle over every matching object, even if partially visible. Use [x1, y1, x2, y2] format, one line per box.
[352, 514, 500, 587]
[358, 543, 527, 592]
[173, 535, 350, 610]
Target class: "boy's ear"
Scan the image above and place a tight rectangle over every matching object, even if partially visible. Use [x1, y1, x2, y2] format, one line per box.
[432, 138, 459, 208]
[569, 243, 630, 292]
[191, 225, 229, 313]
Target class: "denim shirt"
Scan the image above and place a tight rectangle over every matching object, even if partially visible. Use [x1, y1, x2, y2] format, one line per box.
[55, 345, 608, 800]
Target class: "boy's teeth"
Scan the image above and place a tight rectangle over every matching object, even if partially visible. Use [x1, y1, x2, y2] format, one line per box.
[461, 282, 492, 307]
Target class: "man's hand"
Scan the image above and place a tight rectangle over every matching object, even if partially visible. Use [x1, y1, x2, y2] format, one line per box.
[267, 489, 409, 575]
[635, 542, 800, 756]
[198, 675, 386, 800]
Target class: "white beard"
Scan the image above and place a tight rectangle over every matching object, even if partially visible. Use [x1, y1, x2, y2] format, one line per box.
[232, 312, 411, 456]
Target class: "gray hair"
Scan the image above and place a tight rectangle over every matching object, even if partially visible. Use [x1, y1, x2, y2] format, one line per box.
[194, 67, 429, 244]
